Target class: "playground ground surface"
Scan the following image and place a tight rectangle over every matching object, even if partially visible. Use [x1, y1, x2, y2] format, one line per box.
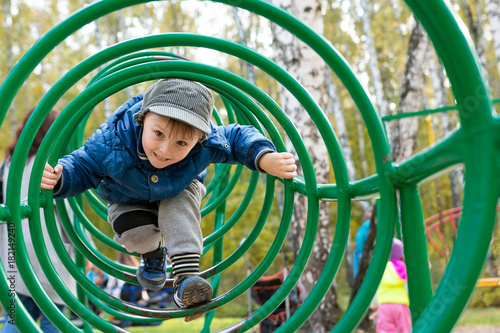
[453, 327, 500, 333]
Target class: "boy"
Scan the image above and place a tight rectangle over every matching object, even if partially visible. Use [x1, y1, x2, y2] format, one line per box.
[41, 78, 297, 317]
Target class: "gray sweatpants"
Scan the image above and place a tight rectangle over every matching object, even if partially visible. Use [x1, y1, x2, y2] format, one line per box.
[107, 180, 206, 256]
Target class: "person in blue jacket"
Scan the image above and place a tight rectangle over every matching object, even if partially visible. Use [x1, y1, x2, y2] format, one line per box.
[41, 78, 297, 320]
[352, 211, 372, 279]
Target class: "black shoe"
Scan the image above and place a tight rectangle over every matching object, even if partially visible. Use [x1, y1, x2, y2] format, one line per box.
[136, 247, 167, 290]
[173, 275, 213, 321]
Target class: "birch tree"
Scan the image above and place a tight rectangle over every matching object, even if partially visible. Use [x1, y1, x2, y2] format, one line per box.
[326, 71, 368, 287]
[231, 7, 256, 84]
[427, 52, 463, 210]
[392, 20, 429, 163]
[93, 20, 112, 118]
[485, 0, 500, 89]
[459, 0, 489, 87]
[3, 0, 15, 135]
[360, 0, 389, 139]
[270, 0, 341, 331]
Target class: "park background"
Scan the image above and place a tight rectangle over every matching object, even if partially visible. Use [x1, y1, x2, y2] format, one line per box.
[0, 0, 500, 331]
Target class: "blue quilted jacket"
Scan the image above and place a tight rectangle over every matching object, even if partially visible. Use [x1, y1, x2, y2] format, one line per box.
[54, 94, 276, 204]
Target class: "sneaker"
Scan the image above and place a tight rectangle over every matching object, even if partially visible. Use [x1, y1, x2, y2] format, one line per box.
[136, 247, 167, 290]
[173, 275, 213, 321]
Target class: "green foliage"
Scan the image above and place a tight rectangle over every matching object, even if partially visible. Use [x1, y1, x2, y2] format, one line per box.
[469, 287, 500, 308]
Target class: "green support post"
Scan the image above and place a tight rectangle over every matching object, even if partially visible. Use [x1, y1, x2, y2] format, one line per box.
[400, 185, 433, 322]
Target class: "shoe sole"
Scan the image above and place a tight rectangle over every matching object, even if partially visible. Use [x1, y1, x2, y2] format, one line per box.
[136, 269, 166, 291]
[180, 277, 213, 322]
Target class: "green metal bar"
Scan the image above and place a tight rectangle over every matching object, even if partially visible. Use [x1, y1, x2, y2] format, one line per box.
[0, 221, 42, 332]
[85, 292, 163, 324]
[277, 187, 351, 332]
[25, 62, 304, 323]
[203, 165, 228, 328]
[59, 200, 137, 277]
[0, 0, 152, 124]
[76, 53, 190, 221]
[7, 0, 494, 332]
[405, 0, 497, 332]
[202, 172, 259, 247]
[0, 204, 11, 221]
[67, 197, 131, 255]
[382, 104, 459, 121]
[83, 190, 108, 220]
[400, 185, 433, 322]
[391, 129, 464, 186]
[74, 242, 95, 332]
[27, 59, 281, 291]
[382, 98, 499, 122]
[26, 1, 364, 328]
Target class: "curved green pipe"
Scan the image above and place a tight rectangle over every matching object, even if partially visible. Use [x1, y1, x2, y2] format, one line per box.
[24, 63, 305, 323]
[405, 0, 496, 331]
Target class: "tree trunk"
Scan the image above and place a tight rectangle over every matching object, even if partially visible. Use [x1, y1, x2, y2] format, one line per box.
[4, 0, 15, 135]
[485, 0, 500, 90]
[427, 51, 463, 210]
[349, 204, 377, 332]
[360, 0, 390, 141]
[391, 20, 429, 163]
[355, 111, 369, 179]
[94, 20, 112, 118]
[231, 7, 256, 84]
[326, 71, 370, 288]
[326, 71, 371, 213]
[472, 0, 489, 79]
[270, 0, 341, 331]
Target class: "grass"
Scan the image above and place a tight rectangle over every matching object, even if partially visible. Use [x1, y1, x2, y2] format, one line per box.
[0, 317, 255, 333]
[456, 307, 500, 327]
[124, 317, 258, 333]
[3, 306, 500, 331]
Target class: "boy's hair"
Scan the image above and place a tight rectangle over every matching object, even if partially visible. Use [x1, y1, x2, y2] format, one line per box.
[161, 116, 204, 142]
[134, 78, 214, 135]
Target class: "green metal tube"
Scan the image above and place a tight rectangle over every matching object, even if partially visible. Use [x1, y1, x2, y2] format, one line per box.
[23, 61, 306, 324]
[400, 185, 433, 322]
[405, 0, 497, 331]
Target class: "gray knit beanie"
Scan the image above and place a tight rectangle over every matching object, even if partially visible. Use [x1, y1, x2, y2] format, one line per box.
[134, 78, 214, 134]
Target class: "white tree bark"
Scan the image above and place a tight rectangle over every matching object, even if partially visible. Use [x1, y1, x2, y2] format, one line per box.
[355, 111, 369, 178]
[326, 71, 371, 213]
[392, 21, 429, 163]
[4, 0, 15, 135]
[94, 20, 112, 118]
[232, 7, 256, 84]
[427, 51, 463, 209]
[326, 70, 370, 288]
[117, 9, 133, 98]
[485, 0, 500, 82]
[473, 0, 490, 80]
[359, 0, 390, 140]
[271, 0, 340, 330]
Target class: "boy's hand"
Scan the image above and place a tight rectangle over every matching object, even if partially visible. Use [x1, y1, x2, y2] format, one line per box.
[41, 162, 63, 190]
[258, 152, 297, 179]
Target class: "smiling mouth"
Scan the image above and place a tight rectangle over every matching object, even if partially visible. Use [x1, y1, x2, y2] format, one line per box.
[154, 152, 168, 162]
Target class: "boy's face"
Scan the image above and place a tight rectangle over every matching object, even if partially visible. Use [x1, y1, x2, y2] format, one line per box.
[142, 113, 201, 169]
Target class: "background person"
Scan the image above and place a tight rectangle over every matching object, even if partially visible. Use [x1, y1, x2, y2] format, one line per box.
[0, 109, 77, 333]
[374, 238, 412, 333]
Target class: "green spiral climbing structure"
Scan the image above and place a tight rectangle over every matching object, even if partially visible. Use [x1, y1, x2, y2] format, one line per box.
[0, 0, 497, 332]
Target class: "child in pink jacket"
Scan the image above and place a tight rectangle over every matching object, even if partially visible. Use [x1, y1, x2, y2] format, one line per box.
[375, 238, 412, 333]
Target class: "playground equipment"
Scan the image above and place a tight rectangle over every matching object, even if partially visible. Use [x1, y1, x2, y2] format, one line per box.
[0, 0, 497, 332]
